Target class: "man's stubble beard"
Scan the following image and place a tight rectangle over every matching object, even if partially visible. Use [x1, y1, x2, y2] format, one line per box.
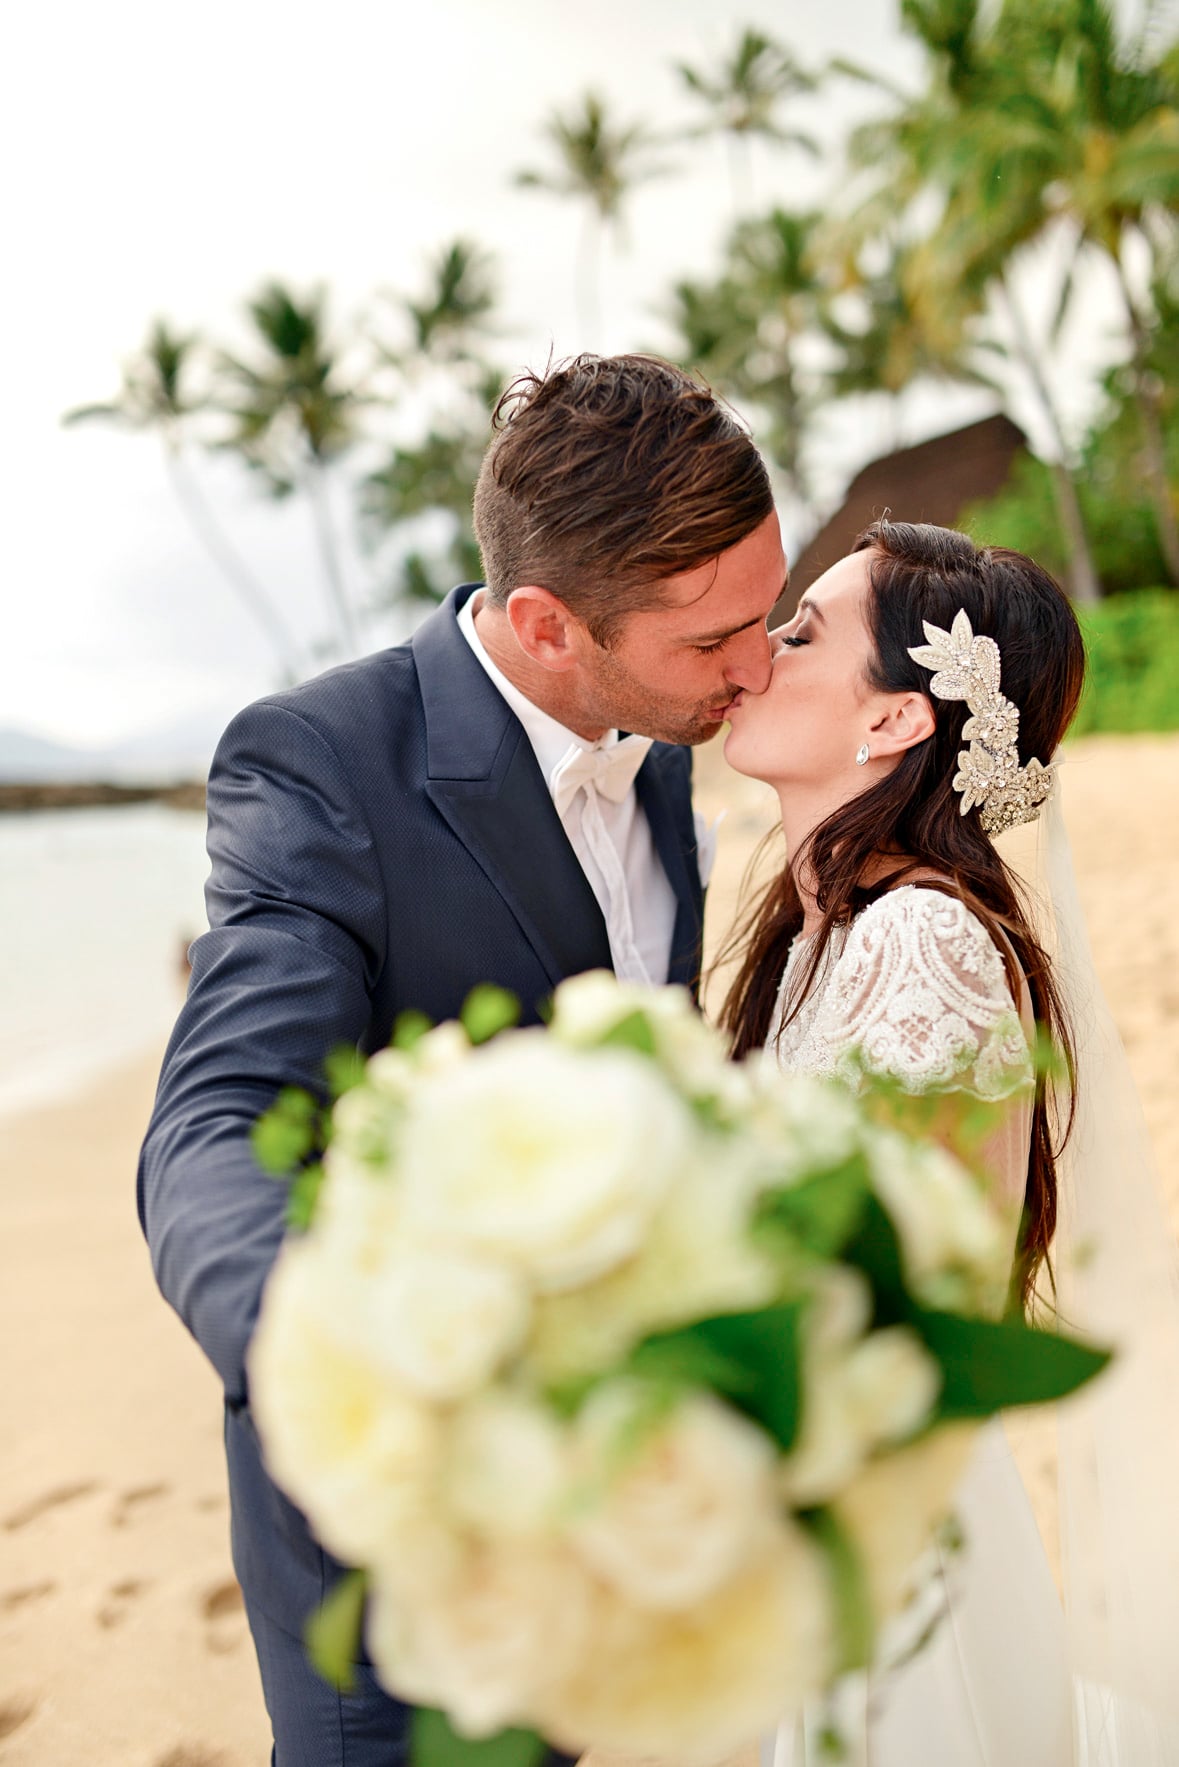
[584, 646, 729, 748]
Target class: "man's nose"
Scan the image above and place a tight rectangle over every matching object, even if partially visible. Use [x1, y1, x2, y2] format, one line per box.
[724, 626, 774, 694]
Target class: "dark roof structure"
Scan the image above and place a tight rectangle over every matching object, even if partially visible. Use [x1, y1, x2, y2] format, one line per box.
[774, 412, 1028, 621]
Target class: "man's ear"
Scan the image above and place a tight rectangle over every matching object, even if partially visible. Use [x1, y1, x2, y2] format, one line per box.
[505, 586, 585, 673]
[868, 692, 936, 756]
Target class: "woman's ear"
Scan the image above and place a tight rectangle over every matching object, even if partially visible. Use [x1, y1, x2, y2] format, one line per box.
[868, 692, 936, 757]
[505, 586, 584, 672]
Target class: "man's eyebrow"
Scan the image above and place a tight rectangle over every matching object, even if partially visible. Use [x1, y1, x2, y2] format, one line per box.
[683, 575, 790, 646]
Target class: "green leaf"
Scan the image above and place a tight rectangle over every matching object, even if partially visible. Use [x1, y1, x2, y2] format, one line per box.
[627, 1332, 760, 1399]
[842, 1193, 909, 1324]
[251, 1087, 320, 1176]
[755, 1154, 871, 1259]
[392, 1009, 433, 1050]
[305, 1569, 367, 1693]
[800, 1507, 875, 1674]
[913, 1308, 1112, 1419]
[461, 984, 521, 1045]
[411, 1709, 546, 1767]
[286, 1162, 325, 1231]
[324, 1043, 367, 1099]
[632, 1301, 806, 1451]
[598, 1010, 657, 1056]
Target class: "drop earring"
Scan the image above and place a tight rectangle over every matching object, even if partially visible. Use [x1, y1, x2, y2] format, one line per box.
[856, 743, 870, 766]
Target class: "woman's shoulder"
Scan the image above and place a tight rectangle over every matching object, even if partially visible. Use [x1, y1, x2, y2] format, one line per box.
[838, 884, 1013, 1005]
[828, 886, 1031, 1096]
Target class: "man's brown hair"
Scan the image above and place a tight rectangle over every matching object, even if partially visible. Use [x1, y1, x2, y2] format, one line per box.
[473, 353, 774, 644]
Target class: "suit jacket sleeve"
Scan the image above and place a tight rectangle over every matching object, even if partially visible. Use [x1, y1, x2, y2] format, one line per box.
[138, 698, 389, 1405]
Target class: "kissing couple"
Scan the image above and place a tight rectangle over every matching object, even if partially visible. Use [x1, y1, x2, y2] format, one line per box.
[140, 353, 1176, 1766]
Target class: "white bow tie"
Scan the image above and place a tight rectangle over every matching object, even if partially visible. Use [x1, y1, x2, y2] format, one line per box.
[550, 733, 653, 819]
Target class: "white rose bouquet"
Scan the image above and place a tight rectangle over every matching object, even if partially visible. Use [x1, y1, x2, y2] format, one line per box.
[247, 974, 1107, 1767]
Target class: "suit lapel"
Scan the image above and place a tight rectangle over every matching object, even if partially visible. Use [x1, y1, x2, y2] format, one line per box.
[412, 589, 612, 988]
[635, 746, 704, 991]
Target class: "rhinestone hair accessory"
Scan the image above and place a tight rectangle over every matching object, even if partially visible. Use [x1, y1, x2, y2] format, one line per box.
[907, 608, 1055, 836]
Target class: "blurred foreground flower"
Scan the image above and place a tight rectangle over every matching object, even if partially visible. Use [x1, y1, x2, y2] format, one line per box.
[248, 974, 1108, 1767]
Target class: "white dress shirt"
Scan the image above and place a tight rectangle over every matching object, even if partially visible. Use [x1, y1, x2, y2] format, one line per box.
[457, 592, 678, 984]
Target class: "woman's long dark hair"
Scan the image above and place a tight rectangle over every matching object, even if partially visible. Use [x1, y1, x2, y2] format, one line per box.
[718, 520, 1087, 1312]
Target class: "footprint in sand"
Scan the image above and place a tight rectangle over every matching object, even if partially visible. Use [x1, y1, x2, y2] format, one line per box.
[96, 1577, 152, 1630]
[3, 1481, 100, 1532]
[200, 1578, 248, 1656]
[0, 1695, 38, 1741]
[111, 1481, 171, 1528]
[0, 1580, 56, 1612]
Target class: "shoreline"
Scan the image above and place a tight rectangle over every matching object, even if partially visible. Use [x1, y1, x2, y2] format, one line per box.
[0, 781, 206, 814]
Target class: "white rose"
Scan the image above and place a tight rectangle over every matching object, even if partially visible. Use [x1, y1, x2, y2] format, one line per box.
[412, 1020, 472, 1074]
[398, 1035, 692, 1291]
[550, 970, 730, 1096]
[866, 1129, 1010, 1309]
[330, 1079, 404, 1167]
[365, 1246, 530, 1402]
[550, 969, 694, 1044]
[745, 1062, 866, 1189]
[569, 1383, 779, 1611]
[781, 1326, 942, 1507]
[832, 1422, 979, 1623]
[538, 1515, 835, 1765]
[443, 1391, 569, 1538]
[316, 1146, 402, 1273]
[526, 1147, 778, 1384]
[367, 1540, 593, 1738]
[247, 1240, 440, 1567]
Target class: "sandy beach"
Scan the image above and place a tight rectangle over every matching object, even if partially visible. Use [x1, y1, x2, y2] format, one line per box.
[2, 732, 1176, 1767]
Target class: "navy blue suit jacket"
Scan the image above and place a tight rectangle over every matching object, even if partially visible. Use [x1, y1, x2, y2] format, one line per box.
[138, 584, 705, 1636]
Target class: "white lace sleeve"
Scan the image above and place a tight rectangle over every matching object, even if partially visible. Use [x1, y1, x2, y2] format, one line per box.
[816, 887, 1033, 1100]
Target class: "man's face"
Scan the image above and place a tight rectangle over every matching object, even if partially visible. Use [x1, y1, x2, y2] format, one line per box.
[567, 512, 787, 746]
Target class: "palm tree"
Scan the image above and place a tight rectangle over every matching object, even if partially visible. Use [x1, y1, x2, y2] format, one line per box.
[822, 240, 1003, 450]
[841, 0, 1106, 601]
[65, 321, 303, 678]
[397, 238, 498, 367]
[668, 209, 831, 529]
[941, 0, 1179, 582]
[675, 28, 819, 211]
[515, 92, 670, 344]
[217, 282, 370, 654]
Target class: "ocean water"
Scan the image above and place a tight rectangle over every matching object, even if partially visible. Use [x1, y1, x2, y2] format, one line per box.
[0, 805, 211, 1118]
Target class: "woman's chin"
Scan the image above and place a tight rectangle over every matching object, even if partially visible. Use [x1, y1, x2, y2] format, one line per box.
[721, 726, 758, 779]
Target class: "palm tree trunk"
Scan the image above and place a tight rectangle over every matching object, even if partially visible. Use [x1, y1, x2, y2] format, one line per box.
[1111, 247, 1179, 586]
[725, 132, 755, 216]
[305, 462, 362, 657]
[577, 208, 603, 348]
[997, 275, 1102, 605]
[163, 448, 303, 681]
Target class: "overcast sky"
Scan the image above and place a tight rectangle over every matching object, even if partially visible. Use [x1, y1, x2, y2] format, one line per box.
[3, 0, 1148, 750]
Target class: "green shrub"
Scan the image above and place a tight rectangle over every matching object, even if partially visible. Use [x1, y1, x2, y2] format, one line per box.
[1073, 589, 1179, 735]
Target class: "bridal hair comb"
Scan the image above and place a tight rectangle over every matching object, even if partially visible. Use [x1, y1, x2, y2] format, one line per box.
[907, 609, 1055, 836]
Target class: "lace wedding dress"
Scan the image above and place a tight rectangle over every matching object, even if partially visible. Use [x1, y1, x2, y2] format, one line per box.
[763, 885, 1073, 1767]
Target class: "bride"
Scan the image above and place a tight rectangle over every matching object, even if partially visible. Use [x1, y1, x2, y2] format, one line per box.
[719, 519, 1179, 1765]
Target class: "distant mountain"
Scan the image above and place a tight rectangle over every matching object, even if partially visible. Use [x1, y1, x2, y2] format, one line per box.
[0, 704, 240, 784]
[0, 727, 105, 783]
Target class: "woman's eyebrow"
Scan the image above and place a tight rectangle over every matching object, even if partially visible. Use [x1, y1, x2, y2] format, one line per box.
[795, 597, 826, 624]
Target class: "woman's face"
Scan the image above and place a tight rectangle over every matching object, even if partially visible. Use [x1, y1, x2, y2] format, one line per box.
[723, 549, 889, 794]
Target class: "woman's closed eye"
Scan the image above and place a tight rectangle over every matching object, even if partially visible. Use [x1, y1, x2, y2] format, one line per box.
[781, 633, 810, 648]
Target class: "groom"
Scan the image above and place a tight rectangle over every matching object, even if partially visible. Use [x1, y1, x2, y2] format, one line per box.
[138, 352, 786, 1765]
